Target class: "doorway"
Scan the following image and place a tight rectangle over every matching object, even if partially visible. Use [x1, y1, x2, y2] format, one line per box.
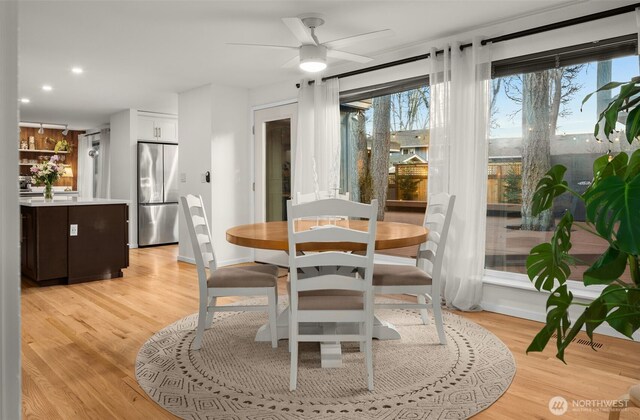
[254, 103, 297, 265]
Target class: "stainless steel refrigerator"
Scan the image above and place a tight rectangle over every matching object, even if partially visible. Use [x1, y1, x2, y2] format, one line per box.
[138, 142, 179, 246]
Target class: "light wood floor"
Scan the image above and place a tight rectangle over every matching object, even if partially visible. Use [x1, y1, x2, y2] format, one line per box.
[22, 246, 640, 419]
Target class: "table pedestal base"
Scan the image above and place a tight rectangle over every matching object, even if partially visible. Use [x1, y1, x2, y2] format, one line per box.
[255, 309, 401, 367]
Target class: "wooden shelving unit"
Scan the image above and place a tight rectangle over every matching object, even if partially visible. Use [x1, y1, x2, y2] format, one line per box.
[19, 149, 69, 153]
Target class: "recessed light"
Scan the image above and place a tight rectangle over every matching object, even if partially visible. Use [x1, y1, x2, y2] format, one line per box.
[42, 85, 53, 91]
[71, 67, 83, 74]
[20, 98, 30, 104]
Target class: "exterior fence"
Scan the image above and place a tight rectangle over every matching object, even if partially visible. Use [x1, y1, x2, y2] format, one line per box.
[386, 161, 523, 205]
[487, 162, 522, 204]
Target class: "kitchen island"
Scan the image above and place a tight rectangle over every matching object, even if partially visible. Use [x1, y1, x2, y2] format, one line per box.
[20, 197, 129, 285]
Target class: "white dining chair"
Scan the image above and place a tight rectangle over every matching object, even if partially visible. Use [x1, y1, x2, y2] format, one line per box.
[373, 193, 455, 345]
[287, 198, 378, 391]
[181, 194, 279, 350]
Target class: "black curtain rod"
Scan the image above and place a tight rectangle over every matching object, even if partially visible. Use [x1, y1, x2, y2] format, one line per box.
[305, 2, 640, 84]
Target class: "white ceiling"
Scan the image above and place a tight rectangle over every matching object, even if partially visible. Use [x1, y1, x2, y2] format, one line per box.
[17, 0, 623, 129]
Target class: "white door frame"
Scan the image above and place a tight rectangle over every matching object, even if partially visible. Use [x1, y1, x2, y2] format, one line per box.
[0, 2, 21, 418]
[251, 100, 297, 266]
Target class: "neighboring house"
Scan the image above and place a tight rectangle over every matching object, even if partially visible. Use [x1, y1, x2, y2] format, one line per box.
[392, 129, 429, 161]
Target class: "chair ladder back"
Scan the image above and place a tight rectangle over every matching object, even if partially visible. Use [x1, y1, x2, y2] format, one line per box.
[417, 194, 455, 272]
[180, 195, 218, 286]
[287, 199, 378, 295]
[426, 195, 455, 281]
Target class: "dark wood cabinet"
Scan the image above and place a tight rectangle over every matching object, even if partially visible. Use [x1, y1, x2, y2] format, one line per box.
[20, 204, 129, 285]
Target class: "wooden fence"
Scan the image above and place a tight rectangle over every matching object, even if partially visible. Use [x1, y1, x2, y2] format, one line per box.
[387, 161, 522, 205]
[487, 162, 522, 204]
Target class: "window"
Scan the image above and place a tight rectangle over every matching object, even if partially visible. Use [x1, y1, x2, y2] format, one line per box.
[340, 79, 429, 258]
[486, 38, 639, 282]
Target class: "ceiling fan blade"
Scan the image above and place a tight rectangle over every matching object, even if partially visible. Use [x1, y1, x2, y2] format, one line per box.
[282, 56, 300, 69]
[226, 42, 298, 50]
[324, 29, 393, 50]
[282, 17, 317, 45]
[327, 49, 373, 63]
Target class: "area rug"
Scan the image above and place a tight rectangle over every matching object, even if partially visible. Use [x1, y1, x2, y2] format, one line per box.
[136, 299, 515, 419]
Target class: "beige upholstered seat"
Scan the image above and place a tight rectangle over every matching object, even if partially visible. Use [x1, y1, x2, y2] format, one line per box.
[373, 264, 432, 287]
[208, 264, 278, 288]
[298, 293, 364, 310]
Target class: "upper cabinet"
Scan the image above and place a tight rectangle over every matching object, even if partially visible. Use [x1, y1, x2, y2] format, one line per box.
[138, 114, 178, 143]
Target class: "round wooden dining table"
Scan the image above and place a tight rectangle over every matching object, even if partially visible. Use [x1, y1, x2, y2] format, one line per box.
[226, 220, 428, 252]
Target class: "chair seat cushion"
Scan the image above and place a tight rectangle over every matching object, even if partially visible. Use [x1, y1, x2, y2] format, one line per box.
[373, 264, 432, 286]
[287, 282, 363, 310]
[299, 290, 363, 310]
[208, 264, 278, 288]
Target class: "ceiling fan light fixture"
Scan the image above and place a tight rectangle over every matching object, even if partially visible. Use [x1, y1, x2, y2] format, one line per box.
[299, 44, 327, 73]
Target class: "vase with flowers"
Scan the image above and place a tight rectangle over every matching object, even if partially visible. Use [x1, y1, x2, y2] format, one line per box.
[30, 155, 64, 201]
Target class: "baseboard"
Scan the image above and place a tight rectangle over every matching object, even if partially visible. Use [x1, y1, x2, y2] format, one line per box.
[177, 255, 195, 264]
[482, 273, 639, 341]
[177, 255, 254, 267]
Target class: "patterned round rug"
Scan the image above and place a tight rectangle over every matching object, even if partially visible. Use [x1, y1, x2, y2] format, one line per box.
[136, 299, 515, 419]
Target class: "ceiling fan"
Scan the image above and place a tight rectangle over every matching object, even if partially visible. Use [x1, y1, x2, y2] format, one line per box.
[228, 14, 393, 73]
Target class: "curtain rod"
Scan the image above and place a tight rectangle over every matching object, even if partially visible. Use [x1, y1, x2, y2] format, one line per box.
[307, 2, 640, 84]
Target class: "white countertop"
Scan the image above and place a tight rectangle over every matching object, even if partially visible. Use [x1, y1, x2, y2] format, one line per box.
[20, 197, 130, 207]
[20, 190, 79, 197]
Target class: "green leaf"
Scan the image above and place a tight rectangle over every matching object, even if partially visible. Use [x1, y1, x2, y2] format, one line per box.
[526, 212, 574, 291]
[531, 165, 569, 216]
[602, 285, 640, 339]
[583, 246, 628, 286]
[626, 106, 640, 144]
[584, 299, 608, 341]
[526, 284, 573, 356]
[625, 149, 640, 181]
[584, 173, 640, 255]
[581, 81, 627, 110]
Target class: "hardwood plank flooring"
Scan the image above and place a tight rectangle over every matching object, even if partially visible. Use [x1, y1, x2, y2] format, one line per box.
[22, 246, 640, 419]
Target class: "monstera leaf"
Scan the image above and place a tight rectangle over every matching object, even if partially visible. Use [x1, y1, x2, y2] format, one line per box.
[526, 212, 574, 291]
[584, 173, 640, 255]
[624, 149, 640, 181]
[583, 246, 628, 286]
[526, 284, 573, 357]
[531, 165, 569, 217]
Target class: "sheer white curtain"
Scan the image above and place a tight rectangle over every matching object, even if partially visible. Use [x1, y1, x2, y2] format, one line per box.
[293, 78, 341, 196]
[428, 39, 491, 311]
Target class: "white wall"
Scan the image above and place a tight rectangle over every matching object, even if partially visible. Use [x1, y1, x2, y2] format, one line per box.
[110, 109, 138, 247]
[178, 83, 253, 266]
[0, 1, 21, 418]
[210, 84, 252, 265]
[178, 84, 213, 262]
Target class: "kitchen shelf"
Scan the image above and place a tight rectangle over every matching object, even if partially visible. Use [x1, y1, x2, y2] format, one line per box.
[19, 163, 71, 166]
[19, 149, 69, 154]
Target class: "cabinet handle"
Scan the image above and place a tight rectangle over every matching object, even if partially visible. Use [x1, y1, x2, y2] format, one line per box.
[154, 127, 158, 138]
[158, 127, 162, 138]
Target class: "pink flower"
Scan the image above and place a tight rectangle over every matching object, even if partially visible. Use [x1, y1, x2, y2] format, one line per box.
[50, 155, 59, 162]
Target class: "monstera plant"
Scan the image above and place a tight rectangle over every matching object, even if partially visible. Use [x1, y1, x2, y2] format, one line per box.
[526, 76, 640, 362]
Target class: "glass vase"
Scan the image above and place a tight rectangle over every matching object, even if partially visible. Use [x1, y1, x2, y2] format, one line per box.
[43, 184, 54, 201]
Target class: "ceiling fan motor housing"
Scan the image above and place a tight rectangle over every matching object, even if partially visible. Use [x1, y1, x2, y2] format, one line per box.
[300, 44, 327, 63]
